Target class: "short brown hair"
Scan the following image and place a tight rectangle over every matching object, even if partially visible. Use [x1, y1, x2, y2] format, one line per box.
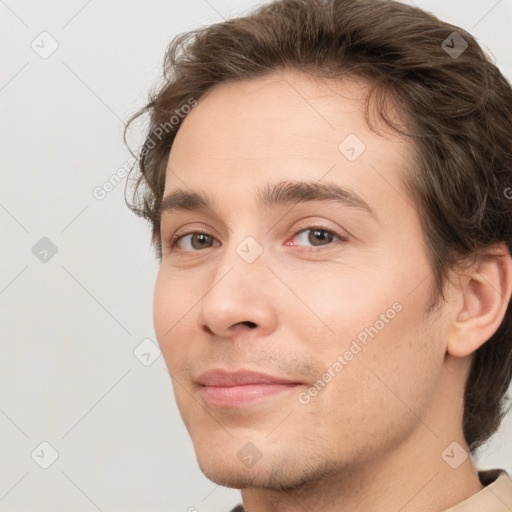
[124, 0, 512, 453]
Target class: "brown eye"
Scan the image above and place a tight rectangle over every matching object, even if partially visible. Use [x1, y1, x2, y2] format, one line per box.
[172, 232, 219, 251]
[308, 229, 336, 246]
[290, 226, 344, 249]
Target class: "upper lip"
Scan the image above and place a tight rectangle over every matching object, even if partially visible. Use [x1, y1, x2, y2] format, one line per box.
[196, 369, 301, 387]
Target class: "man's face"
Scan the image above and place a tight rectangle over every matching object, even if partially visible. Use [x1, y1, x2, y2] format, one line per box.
[153, 70, 448, 489]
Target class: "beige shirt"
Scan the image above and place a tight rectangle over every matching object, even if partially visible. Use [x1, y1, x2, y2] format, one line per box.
[229, 468, 512, 511]
[445, 468, 512, 512]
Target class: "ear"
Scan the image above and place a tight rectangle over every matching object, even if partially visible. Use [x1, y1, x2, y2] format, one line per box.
[447, 244, 512, 358]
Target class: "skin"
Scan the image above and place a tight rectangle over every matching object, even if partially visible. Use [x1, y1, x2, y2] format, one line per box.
[153, 69, 512, 511]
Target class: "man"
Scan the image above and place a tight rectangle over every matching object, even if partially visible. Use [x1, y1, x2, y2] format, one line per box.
[124, 0, 512, 510]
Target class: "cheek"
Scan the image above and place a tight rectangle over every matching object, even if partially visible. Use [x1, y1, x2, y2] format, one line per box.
[153, 269, 172, 342]
[153, 271, 202, 427]
[315, 289, 442, 447]
[280, 261, 406, 348]
[290, 256, 442, 405]
[153, 268, 195, 371]
[293, 239, 433, 347]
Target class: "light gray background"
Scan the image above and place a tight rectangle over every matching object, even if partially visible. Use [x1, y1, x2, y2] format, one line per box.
[1, 1, 511, 511]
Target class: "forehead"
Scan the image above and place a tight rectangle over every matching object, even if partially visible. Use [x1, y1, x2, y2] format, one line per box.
[164, 69, 413, 207]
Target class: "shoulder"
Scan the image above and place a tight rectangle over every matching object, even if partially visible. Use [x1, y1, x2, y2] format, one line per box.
[444, 468, 512, 511]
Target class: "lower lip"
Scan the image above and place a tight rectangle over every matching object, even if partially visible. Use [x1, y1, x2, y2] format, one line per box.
[199, 383, 299, 407]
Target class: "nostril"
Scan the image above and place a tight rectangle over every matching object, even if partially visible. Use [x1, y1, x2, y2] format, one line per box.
[240, 321, 257, 329]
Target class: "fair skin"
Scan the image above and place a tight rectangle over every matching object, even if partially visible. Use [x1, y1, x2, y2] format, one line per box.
[153, 69, 512, 512]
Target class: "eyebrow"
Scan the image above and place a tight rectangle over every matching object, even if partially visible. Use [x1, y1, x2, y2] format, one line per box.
[158, 180, 376, 220]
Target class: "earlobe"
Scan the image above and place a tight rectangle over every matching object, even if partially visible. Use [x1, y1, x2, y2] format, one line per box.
[447, 245, 512, 358]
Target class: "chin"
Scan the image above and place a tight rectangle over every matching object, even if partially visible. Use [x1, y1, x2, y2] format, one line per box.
[198, 462, 264, 489]
[195, 446, 343, 491]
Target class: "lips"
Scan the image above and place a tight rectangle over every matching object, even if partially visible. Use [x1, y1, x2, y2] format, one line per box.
[197, 369, 300, 386]
[196, 369, 302, 407]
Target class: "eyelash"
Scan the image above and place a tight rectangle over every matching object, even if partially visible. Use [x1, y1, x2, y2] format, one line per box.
[167, 224, 347, 253]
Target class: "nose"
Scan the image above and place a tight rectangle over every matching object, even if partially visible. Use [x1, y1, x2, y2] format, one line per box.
[197, 245, 278, 339]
